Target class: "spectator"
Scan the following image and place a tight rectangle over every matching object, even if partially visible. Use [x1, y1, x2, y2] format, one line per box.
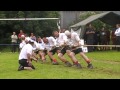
[18, 30, 25, 41]
[30, 33, 36, 41]
[111, 28, 116, 50]
[100, 27, 107, 51]
[85, 24, 95, 52]
[11, 32, 18, 53]
[94, 29, 101, 51]
[106, 29, 110, 50]
[115, 24, 120, 51]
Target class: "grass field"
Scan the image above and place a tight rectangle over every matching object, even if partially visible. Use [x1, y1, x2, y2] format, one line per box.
[0, 51, 120, 79]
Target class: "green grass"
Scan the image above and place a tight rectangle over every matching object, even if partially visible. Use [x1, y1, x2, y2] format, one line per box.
[0, 51, 120, 79]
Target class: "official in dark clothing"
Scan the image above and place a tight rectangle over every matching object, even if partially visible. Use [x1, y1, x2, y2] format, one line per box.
[100, 27, 107, 51]
[111, 28, 116, 50]
[94, 30, 101, 51]
[85, 24, 95, 52]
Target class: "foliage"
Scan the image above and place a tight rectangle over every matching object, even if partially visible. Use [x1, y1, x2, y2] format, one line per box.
[0, 11, 59, 44]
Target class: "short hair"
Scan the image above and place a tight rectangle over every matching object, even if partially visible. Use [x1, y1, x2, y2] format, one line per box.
[37, 36, 41, 38]
[64, 30, 71, 36]
[52, 30, 58, 35]
[116, 24, 120, 27]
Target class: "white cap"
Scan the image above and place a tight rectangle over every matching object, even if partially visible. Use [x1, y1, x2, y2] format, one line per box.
[64, 30, 71, 36]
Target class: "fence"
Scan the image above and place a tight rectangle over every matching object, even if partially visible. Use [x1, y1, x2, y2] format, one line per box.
[0, 44, 19, 52]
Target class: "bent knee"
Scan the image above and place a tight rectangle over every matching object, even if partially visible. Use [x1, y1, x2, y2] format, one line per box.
[80, 52, 84, 56]
[58, 53, 63, 57]
[69, 52, 75, 57]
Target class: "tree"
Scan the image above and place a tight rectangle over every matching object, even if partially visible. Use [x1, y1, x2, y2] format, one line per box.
[0, 11, 59, 44]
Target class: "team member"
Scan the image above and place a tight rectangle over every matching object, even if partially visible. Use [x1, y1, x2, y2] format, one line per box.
[36, 36, 46, 62]
[42, 36, 59, 65]
[19, 35, 26, 52]
[18, 39, 35, 71]
[64, 30, 93, 69]
[53, 31, 72, 67]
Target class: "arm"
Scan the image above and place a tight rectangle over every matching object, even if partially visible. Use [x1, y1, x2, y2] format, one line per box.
[51, 37, 57, 47]
[62, 34, 68, 46]
[27, 53, 32, 66]
[74, 34, 81, 47]
[91, 30, 95, 34]
[15, 35, 18, 39]
[86, 31, 90, 34]
[11, 35, 13, 39]
[26, 46, 33, 65]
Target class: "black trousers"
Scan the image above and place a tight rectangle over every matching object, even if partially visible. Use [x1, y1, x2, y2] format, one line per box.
[86, 39, 94, 52]
[116, 36, 120, 51]
[11, 42, 17, 52]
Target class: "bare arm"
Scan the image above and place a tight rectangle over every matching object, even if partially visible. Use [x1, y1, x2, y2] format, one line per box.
[27, 53, 32, 66]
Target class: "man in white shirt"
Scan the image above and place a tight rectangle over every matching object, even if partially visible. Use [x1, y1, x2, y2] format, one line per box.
[19, 35, 26, 52]
[64, 30, 93, 69]
[18, 39, 35, 71]
[115, 24, 120, 51]
[37, 36, 45, 51]
[52, 31, 72, 67]
[42, 36, 59, 65]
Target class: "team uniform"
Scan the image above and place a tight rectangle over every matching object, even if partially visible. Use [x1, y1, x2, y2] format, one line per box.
[18, 43, 35, 70]
[19, 40, 26, 50]
[31, 39, 45, 54]
[55, 33, 68, 55]
[65, 30, 93, 69]
[44, 36, 57, 55]
[68, 32, 83, 54]
[37, 40, 45, 50]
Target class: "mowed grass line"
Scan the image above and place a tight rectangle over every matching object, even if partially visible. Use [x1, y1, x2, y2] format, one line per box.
[0, 51, 120, 79]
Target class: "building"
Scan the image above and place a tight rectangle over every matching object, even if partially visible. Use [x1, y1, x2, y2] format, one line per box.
[59, 11, 120, 29]
[59, 11, 81, 29]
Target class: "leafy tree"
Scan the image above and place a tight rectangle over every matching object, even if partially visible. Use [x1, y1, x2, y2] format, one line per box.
[0, 11, 59, 44]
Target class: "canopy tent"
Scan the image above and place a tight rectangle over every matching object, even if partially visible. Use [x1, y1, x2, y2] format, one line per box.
[70, 11, 120, 38]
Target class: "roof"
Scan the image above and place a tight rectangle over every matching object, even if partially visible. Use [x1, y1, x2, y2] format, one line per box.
[70, 11, 120, 28]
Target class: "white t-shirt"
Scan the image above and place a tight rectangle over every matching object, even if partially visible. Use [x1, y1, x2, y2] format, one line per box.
[11, 35, 18, 43]
[19, 40, 26, 49]
[56, 33, 68, 46]
[115, 28, 120, 36]
[44, 36, 56, 50]
[32, 41, 39, 50]
[68, 32, 80, 47]
[37, 40, 45, 50]
[47, 36, 56, 47]
[19, 44, 33, 60]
